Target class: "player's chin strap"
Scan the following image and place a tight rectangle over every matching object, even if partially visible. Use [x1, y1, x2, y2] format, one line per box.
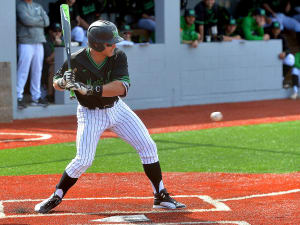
[69, 82, 103, 96]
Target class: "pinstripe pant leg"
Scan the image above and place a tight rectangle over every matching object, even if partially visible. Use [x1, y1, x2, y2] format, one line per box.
[109, 100, 159, 164]
[66, 105, 110, 178]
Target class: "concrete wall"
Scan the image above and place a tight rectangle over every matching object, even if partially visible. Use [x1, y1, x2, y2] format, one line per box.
[0, 0, 16, 121]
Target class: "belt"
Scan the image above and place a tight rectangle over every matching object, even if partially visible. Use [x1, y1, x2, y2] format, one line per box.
[86, 99, 118, 110]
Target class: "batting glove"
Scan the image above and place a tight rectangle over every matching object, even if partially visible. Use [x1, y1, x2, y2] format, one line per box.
[70, 82, 103, 96]
[56, 77, 66, 89]
[64, 69, 77, 90]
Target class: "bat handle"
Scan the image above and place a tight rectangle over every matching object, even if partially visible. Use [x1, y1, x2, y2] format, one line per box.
[67, 68, 76, 100]
[69, 90, 76, 99]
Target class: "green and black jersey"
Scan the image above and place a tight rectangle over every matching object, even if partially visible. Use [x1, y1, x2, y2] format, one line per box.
[54, 48, 130, 109]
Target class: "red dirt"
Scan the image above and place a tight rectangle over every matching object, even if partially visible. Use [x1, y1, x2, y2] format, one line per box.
[1, 172, 300, 224]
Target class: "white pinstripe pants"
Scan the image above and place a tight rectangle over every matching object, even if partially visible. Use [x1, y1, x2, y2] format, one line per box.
[66, 99, 159, 178]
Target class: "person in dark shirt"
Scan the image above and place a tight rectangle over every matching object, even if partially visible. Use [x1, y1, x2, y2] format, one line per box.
[194, 0, 230, 42]
[48, 0, 89, 46]
[220, 17, 243, 41]
[34, 20, 186, 214]
[262, 0, 300, 43]
[76, 0, 102, 25]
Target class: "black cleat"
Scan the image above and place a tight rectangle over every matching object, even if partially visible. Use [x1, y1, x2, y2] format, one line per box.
[34, 194, 62, 213]
[153, 189, 186, 209]
[30, 98, 49, 107]
[17, 98, 27, 110]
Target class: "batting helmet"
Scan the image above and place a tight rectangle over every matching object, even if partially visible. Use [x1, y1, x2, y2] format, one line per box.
[87, 20, 123, 52]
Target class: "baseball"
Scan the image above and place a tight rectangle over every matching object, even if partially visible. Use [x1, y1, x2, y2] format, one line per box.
[210, 111, 223, 121]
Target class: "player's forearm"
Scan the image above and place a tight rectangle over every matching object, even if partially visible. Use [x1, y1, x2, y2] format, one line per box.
[102, 80, 126, 97]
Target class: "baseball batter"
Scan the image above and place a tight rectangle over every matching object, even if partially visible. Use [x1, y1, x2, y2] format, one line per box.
[35, 20, 185, 213]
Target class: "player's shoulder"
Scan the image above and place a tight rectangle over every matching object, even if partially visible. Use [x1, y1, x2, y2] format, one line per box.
[71, 48, 86, 59]
[114, 48, 127, 57]
[110, 48, 127, 60]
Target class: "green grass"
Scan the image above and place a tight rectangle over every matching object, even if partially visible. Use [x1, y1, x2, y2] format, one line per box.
[1, 120, 300, 176]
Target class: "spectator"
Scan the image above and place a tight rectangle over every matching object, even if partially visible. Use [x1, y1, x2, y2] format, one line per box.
[116, 24, 135, 47]
[16, 0, 49, 109]
[41, 23, 64, 103]
[76, 0, 102, 25]
[180, 9, 200, 48]
[49, 0, 88, 46]
[266, 21, 292, 88]
[262, 0, 300, 43]
[220, 17, 243, 41]
[240, 8, 270, 40]
[194, 0, 230, 42]
[115, 0, 141, 28]
[137, 0, 155, 42]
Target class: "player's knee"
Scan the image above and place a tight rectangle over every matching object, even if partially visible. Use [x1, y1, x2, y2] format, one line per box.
[139, 139, 159, 164]
[74, 157, 94, 171]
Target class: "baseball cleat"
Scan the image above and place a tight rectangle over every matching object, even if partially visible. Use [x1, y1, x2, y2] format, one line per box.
[153, 189, 186, 209]
[34, 194, 62, 213]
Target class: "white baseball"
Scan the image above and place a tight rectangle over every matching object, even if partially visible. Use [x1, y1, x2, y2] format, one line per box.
[210, 111, 223, 121]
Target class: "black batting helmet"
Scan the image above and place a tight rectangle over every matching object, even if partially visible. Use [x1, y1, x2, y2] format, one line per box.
[87, 20, 123, 52]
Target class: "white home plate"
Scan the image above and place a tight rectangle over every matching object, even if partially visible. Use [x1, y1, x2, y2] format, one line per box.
[91, 214, 150, 222]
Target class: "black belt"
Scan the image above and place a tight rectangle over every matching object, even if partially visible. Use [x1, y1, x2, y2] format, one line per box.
[86, 99, 118, 110]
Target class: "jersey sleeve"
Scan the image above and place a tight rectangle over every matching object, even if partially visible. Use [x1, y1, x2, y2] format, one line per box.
[111, 50, 130, 96]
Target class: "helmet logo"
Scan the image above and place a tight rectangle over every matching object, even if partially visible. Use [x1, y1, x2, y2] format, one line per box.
[113, 30, 118, 38]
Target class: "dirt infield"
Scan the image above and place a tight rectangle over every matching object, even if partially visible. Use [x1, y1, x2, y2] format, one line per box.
[1, 173, 300, 224]
[1, 99, 300, 224]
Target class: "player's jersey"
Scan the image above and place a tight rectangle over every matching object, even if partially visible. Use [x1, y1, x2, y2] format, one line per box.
[54, 48, 130, 109]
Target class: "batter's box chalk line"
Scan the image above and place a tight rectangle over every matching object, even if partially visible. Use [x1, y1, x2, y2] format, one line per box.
[0, 132, 52, 142]
[1, 189, 300, 220]
[0, 195, 229, 219]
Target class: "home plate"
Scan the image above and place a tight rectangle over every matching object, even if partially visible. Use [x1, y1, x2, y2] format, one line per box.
[91, 214, 150, 222]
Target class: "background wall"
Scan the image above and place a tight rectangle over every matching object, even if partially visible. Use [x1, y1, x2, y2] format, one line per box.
[0, 0, 16, 119]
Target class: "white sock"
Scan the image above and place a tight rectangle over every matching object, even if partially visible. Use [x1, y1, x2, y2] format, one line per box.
[55, 189, 63, 198]
[151, 180, 165, 194]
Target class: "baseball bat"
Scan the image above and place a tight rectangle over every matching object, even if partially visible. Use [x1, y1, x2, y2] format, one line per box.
[60, 4, 75, 99]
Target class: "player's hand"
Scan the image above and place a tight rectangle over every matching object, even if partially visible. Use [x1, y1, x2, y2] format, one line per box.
[70, 82, 103, 96]
[64, 68, 77, 90]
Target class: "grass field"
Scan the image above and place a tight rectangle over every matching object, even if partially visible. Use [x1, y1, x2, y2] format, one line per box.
[1, 120, 300, 176]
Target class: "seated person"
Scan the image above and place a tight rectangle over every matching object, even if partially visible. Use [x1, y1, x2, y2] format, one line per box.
[240, 8, 270, 40]
[42, 23, 64, 103]
[194, 0, 230, 42]
[262, 0, 300, 44]
[49, 0, 89, 46]
[116, 25, 135, 47]
[219, 17, 243, 41]
[180, 9, 201, 48]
